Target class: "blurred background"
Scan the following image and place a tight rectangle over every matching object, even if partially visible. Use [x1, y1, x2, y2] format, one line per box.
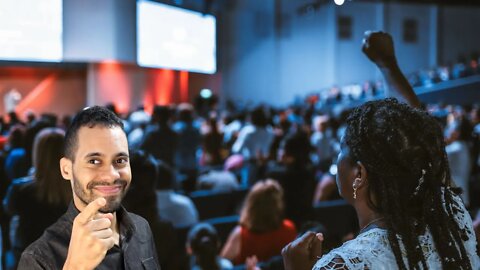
[1, 1, 480, 270]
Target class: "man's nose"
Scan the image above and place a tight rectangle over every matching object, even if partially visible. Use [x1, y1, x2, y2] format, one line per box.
[99, 164, 121, 181]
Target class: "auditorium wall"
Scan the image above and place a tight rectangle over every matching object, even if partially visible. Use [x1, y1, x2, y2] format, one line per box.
[0, 65, 87, 118]
[220, 0, 480, 107]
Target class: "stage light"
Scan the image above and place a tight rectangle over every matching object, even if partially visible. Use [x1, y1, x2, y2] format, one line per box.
[334, 0, 345, 5]
[200, 88, 212, 99]
[329, 164, 338, 175]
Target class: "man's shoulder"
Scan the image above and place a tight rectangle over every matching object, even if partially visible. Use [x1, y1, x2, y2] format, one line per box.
[18, 249, 53, 269]
[125, 210, 149, 226]
[19, 215, 71, 269]
[124, 210, 153, 235]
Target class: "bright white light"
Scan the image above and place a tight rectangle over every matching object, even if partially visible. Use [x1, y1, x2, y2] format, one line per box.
[334, 0, 345, 5]
[329, 164, 338, 175]
[200, 89, 212, 99]
[0, 0, 63, 62]
[137, 0, 216, 74]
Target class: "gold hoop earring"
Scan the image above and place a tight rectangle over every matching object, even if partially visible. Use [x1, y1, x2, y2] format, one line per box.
[353, 177, 361, 199]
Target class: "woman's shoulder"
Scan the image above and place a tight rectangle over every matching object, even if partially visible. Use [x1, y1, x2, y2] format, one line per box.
[313, 228, 396, 270]
[443, 188, 480, 267]
[443, 187, 474, 232]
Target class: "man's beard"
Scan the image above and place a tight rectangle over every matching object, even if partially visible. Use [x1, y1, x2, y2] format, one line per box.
[72, 172, 129, 213]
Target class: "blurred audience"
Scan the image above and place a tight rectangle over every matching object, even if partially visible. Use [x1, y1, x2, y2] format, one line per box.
[155, 160, 199, 228]
[173, 103, 201, 191]
[140, 105, 177, 166]
[123, 150, 180, 270]
[2, 128, 71, 270]
[264, 131, 316, 228]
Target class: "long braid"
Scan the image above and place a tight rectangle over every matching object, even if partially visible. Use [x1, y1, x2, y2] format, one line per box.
[345, 98, 473, 269]
[350, 99, 429, 268]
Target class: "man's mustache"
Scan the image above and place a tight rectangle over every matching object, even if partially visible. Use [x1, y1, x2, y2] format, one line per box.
[87, 179, 128, 189]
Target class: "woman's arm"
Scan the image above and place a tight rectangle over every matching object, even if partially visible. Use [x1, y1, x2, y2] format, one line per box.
[362, 31, 421, 108]
[220, 225, 241, 262]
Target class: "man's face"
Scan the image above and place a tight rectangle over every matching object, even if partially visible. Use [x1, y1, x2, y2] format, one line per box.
[61, 125, 131, 213]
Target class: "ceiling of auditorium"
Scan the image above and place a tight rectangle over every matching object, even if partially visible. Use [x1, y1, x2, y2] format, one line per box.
[157, 0, 480, 16]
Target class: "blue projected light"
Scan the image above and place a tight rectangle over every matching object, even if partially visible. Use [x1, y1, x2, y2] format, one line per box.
[200, 88, 213, 99]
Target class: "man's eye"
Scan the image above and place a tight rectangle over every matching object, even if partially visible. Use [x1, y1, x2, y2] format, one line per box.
[116, 158, 128, 164]
[88, 159, 100, 165]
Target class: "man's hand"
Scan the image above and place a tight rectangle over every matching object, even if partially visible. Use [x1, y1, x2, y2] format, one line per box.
[362, 31, 397, 68]
[63, 198, 115, 270]
[282, 232, 324, 270]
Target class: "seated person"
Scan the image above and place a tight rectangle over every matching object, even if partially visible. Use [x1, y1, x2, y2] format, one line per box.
[123, 150, 179, 270]
[155, 160, 199, 227]
[3, 128, 71, 270]
[265, 131, 316, 228]
[187, 223, 233, 270]
[196, 155, 243, 192]
[312, 174, 341, 203]
[221, 179, 297, 265]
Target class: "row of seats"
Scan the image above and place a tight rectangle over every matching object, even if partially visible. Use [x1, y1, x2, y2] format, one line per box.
[188, 186, 358, 241]
[189, 187, 249, 220]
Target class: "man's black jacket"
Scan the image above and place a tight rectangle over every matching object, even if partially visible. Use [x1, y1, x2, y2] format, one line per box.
[17, 203, 160, 269]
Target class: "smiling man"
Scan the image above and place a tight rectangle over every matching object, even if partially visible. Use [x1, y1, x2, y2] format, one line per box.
[18, 106, 160, 270]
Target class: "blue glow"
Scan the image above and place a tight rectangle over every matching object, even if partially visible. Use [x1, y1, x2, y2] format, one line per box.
[200, 89, 213, 99]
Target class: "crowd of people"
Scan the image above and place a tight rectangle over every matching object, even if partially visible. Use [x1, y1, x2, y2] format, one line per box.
[0, 31, 478, 269]
[308, 49, 480, 108]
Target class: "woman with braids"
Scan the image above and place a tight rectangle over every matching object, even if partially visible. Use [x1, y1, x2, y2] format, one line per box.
[281, 31, 479, 270]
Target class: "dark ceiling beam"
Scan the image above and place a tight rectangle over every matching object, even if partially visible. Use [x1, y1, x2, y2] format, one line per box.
[356, 0, 480, 7]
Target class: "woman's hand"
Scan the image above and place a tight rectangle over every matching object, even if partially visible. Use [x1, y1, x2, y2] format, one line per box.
[362, 30, 421, 108]
[282, 232, 324, 270]
[362, 31, 397, 68]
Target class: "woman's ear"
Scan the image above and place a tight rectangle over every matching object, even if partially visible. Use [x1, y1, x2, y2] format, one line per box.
[60, 157, 73, 181]
[354, 161, 368, 188]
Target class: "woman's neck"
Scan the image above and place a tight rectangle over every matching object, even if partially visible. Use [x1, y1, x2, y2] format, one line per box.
[354, 200, 384, 232]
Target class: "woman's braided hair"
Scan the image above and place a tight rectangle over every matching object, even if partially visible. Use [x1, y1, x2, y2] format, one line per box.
[344, 98, 472, 269]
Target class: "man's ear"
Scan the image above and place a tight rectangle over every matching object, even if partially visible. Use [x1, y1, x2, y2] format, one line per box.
[354, 161, 368, 188]
[60, 157, 73, 181]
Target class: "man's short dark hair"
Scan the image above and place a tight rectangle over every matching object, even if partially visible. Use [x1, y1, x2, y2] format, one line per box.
[64, 106, 124, 161]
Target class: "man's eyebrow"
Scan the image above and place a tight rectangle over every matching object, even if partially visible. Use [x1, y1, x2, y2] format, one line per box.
[116, 152, 129, 158]
[84, 152, 103, 158]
